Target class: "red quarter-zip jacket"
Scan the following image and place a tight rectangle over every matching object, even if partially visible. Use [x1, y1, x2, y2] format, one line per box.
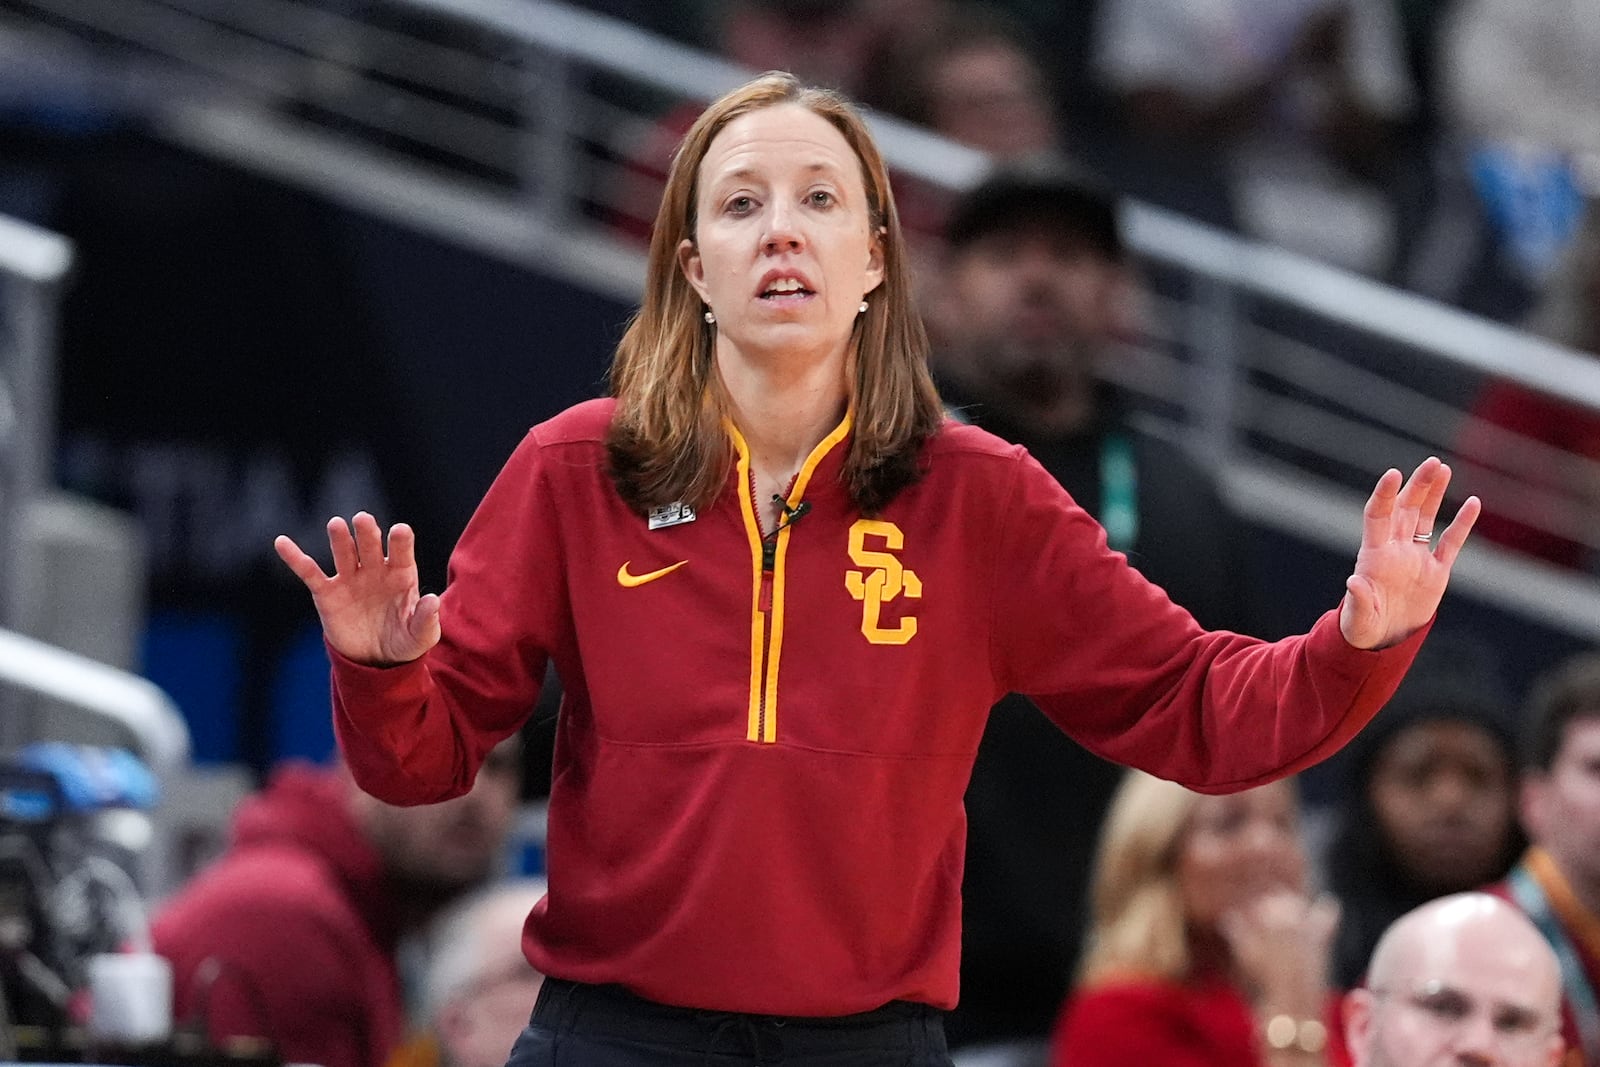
[330, 398, 1427, 1017]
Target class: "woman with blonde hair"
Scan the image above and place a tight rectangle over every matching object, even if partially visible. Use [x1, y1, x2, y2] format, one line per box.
[1053, 771, 1341, 1066]
[274, 70, 1475, 1065]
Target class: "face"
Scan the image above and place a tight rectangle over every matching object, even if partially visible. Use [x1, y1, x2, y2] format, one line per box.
[1177, 781, 1306, 931]
[1369, 721, 1515, 894]
[1523, 716, 1600, 896]
[724, 6, 872, 97]
[1346, 914, 1563, 1067]
[367, 739, 520, 890]
[680, 104, 884, 371]
[438, 964, 544, 1067]
[937, 226, 1124, 400]
[927, 43, 1055, 158]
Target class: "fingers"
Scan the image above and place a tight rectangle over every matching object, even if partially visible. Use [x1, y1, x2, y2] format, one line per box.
[307, 513, 416, 579]
[387, 522, 418, 572]
[352, 511, 385, 568]
[1366, 458, 1455, 544]
[1412, 461, 1452, 537]
[410, 591, 442, 647]
[328, 517, 359, 576]
[1391, 456, 1443, 538]
[1340, 574, 1380, 650]
[1309, 894, 1341, 941]
[274, 535, 330, 591]
[1433, 494, 1481, 568]
[1361, 467, 1403, 546]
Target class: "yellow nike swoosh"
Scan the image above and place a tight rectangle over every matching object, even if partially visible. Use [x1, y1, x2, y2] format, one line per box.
[617, 560, 688, 588]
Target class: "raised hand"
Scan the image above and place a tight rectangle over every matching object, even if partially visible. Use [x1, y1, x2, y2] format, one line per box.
[273, 512, 441, 667]
[1220, 890, 1340, 1020]
[1340, 457, 1480, 650]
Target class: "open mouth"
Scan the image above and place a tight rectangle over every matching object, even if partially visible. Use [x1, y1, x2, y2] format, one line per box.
[760, 278, 815, 301]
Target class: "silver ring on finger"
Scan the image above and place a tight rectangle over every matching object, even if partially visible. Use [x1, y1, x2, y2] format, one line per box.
[1412, 532, 1433, 544]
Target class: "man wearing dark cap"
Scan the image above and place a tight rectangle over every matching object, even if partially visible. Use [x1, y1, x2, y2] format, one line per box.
[926, 164, 1247, 1055]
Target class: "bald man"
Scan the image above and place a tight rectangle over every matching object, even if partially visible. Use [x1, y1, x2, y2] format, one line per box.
[1344, 893, 1565, 1067]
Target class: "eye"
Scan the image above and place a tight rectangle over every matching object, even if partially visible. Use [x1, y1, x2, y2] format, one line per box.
[1415, 990, 1472, 1023]
[808, 189, 835, 208]
[1494, 1008, 1545, 1037]
[725, 195, 756, 216]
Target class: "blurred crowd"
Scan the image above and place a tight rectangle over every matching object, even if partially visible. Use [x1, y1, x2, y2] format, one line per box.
[593, 0, 1598, 317]
[592, 0, 1600, 574]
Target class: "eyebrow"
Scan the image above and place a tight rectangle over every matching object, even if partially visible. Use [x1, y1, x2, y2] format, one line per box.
[715, 162, 847, 185]
[1412, 982, 1550, 1022]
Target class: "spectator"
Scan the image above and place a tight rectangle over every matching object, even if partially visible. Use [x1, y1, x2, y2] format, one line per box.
[719, 0, 874, 98]
[1092, 0, 1415, 272]
[872, 7, 1067, 244]
[874, 6, 1059, 162]
[927, 163, 1245, 628]
[929, 164, 1247, 1053]
[1402, 0, 1598, 313]
[416, 879, 549, 1067]
[1487, 653, 1600, 1065]
[1439, 0, 1599, 275]
[1441, 0, 1600, 162]
[604, 0, 877, 238]
[1343, 893, 1564, 1067]
[1455, 204, 1600, 569]
[1051, 772, 1342, 1066]
[152, 743, 520, 1067]
[1323, 639, 1525, 990]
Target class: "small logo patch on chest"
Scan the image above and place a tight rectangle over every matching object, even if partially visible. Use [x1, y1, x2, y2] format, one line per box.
[647, 501, 697, 530]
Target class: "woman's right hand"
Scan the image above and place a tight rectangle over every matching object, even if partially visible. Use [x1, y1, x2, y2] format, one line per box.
[1221, 890, 1340, 1018]
[274, 512, 441, 667]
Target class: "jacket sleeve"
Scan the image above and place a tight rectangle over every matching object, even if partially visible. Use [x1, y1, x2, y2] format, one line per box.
[990, 451, 1427, 794]
[329, 430, 570, 804]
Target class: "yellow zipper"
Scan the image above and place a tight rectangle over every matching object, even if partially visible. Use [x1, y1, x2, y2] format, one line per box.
[727, 415, 852, 743]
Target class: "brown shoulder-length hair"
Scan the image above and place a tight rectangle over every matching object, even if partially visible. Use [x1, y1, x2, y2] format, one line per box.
[606, 71, 944, 515]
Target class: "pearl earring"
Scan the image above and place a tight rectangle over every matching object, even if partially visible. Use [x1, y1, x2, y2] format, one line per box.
[858, 301, 869, 314]
[704, 310, 716, 325]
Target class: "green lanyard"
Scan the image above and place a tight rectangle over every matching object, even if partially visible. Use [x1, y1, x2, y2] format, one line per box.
[942, 405, 1138, 551]
[1100, 432, 1138, 553]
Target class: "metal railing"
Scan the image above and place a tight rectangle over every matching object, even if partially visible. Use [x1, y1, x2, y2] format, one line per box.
[0, 628, 190, 777]
[0, 214, 180, 768]
[0, 212, 73, 629]
[1, 0, 1599, 635]
[0, 624, 193, 900]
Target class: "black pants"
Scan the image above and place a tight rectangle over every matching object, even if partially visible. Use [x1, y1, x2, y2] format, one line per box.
[505, 977, 955, 1066]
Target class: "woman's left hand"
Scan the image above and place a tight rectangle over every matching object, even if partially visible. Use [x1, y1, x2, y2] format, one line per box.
[1340, 457, 1480, 650]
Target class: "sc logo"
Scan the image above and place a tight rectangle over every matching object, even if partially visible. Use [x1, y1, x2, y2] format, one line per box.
[844, 519, 922, 645]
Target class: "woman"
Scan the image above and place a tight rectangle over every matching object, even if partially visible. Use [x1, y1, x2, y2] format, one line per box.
[1053, 772, 1342, 1066]
[1324, 648, 1524, 989]
[274, 72, 1478, 1065]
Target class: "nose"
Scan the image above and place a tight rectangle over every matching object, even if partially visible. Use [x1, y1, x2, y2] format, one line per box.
[1449, 1010, 1499, 1065]
[762, 201, 804, 255]
[1243, 817, 1289, 856]
[1424, 770, 1473, 815]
